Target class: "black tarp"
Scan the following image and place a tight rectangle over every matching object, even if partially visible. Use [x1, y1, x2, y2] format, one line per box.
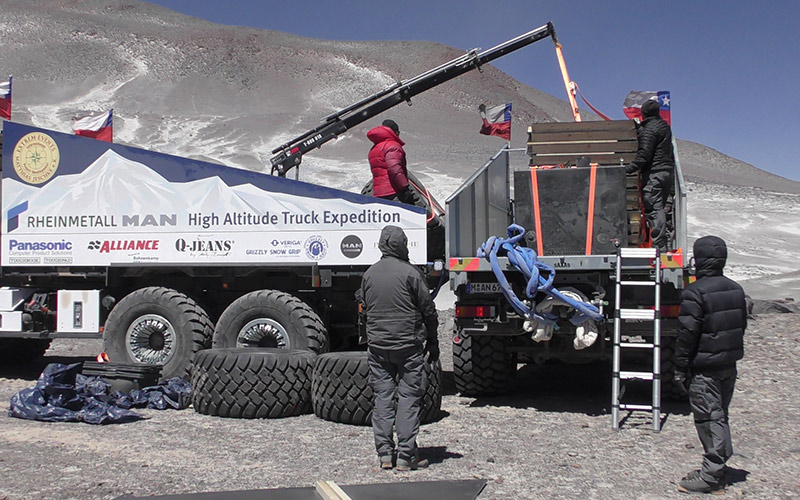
[9, 362, 191, 424]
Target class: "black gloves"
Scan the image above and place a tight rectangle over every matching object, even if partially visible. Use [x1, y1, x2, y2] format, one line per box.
[673, 369, 690, 393]
[398, 188, 420, 206]
[424, 340, 440, 363]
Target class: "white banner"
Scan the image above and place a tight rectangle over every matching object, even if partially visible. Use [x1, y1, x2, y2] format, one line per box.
[3, 149, 427, 266]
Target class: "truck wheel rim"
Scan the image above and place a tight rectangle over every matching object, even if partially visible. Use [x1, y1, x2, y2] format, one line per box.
[237, 318, 289, 349]
[125, 314, 176, 365]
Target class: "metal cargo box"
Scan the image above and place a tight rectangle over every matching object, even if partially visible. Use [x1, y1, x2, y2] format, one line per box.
[513, 165, 628, 255]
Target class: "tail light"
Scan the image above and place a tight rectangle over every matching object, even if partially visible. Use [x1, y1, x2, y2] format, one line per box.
[660, 304, 680, 318]
[456, 305, 496, 318]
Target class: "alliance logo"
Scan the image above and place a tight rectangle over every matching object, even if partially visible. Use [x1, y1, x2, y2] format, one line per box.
[6, 201, 28, 232]
[88, 240, 160, 253]
[304, 235, 328, 261]
[340, 235, 363, 259]
[175, 238, 233, 254]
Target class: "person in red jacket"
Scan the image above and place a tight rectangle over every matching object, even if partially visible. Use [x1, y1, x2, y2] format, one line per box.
[367, 119, 418, 205]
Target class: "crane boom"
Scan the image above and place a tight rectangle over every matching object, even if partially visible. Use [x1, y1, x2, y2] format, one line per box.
[270, 22, 557, 176]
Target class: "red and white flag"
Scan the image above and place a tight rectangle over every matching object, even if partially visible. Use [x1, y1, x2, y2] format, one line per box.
[479, 103, 511, 140]
[73, 109, 113, 142]
[623, 90, 671, 125]
[0, 76, 11, 120]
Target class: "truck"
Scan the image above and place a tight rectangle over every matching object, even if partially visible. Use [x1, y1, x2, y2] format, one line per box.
[0, 22, 690, 404]
[0, 23, 559, 379]
[446, 119, 689, 400]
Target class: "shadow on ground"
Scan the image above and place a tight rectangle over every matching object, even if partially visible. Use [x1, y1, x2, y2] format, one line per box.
[443, 360, 691, 421]
[0, 354, 95, 381]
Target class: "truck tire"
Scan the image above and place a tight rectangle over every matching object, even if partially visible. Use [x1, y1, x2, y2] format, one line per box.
[191, 348, 315, 418]
[311, 351, 442, 425]
[660, 337, 688, 400]
[103, 287, 213, 380]
[0, 338, 52, 364]
[213, 290, 328, 354]
[453, 333, 513, 396]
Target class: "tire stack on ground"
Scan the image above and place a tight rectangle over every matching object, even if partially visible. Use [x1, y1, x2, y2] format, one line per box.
[311, 351, 442, 425]
[191, 348, 316, 418]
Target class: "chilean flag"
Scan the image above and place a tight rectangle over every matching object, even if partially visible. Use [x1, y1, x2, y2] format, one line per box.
[479, 103, 512, 140]
[0, 77, 11, 120]
[73, 109, 113, 142]
[623, 90, 671, 125]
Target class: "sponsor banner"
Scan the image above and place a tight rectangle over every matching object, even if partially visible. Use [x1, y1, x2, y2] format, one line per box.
[2, 123, 427, 266]
[2, 229, 426, 267]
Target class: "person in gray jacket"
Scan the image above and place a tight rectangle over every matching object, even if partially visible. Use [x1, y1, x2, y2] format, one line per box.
[360, 225, 439, 471]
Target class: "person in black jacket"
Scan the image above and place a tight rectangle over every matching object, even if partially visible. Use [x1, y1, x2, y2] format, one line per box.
[675, 235, 747, 493]
[360, 225, 439, 471]
[626, 99, 676, 252]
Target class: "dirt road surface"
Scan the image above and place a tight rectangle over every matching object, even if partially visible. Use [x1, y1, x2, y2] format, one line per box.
[1, 312, 798, 500]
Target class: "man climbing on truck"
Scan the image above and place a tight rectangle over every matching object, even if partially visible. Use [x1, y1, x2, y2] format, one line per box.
[626, 98, 675, 252]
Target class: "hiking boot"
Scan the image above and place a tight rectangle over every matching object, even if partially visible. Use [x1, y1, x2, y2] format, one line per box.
[379, 455, 393, 470]
[678, 475, 722, 494]
[396, 456, 429, 471]
[682, 469, 701, 481]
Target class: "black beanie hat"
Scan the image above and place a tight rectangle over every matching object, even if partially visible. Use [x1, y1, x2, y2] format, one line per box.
[382, 119, 399, 135]
[641, 99, 661, 118]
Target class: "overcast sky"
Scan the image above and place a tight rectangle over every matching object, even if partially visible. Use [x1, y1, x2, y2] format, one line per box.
[149, 0, 799, 182]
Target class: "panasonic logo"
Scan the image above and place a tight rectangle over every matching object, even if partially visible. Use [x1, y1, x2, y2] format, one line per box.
[9, 240, 73, 251]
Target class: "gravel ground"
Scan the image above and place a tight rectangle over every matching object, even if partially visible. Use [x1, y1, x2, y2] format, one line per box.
[1, 312, 799, 500]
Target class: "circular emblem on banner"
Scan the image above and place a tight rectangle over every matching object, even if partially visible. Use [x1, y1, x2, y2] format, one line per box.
[305, 235, 328, 261]
[12, 132, 60, 184]
[340, 235, 363, 259]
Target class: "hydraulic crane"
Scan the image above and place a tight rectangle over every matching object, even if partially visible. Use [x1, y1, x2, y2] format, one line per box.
[269, 22, 564, 177]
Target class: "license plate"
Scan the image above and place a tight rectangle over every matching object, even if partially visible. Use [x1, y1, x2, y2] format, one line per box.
[466, 282, 502, 294]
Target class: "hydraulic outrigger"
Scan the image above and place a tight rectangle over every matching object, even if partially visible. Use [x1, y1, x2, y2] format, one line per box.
[269, 22, 566, 177]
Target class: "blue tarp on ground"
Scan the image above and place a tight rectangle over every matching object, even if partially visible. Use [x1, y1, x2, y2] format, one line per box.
[9, 362, 191, 424]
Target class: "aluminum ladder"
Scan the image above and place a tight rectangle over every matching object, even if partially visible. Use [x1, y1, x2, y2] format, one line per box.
[611, 247, 662, 431]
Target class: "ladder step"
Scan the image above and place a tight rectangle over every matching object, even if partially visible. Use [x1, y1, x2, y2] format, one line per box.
[620, 342, 655, 349]
[620, 371, 654, 381]
[620, 248, 657, 258]
[619, 309, 656, 320]
[619, 403, 654, 411]
[619, 280, 656, 286]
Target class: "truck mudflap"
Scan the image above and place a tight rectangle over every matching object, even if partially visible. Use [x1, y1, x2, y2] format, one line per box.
[475, 224, 603, 343]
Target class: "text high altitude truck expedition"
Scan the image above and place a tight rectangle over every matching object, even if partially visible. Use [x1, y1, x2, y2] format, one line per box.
[0, 23, 690, 405]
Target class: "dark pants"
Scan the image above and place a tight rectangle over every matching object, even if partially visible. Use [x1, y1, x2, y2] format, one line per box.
[642, 169, 674, 252]
[367, 346, 426, 460]
[688, 366, 737, 485]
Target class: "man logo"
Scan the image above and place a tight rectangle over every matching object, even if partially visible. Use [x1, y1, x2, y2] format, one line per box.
[341, 235, 363, 259]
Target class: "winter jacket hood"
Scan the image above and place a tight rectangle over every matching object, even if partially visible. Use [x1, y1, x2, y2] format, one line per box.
[367, 125, 405, 147]
[694, 235, 727, 278]
[378, 225, 409, 262]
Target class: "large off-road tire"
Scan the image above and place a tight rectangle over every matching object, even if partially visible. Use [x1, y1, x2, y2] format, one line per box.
[660, 337, 688, 400]
[453, 333, 514, 396]
[0, 338, 52, 364]
[191, 348, 316, 418]
[311, 351, 442, 426]
[213, 290, 328, 354]
[103, 287, 213, 380]
[360, 173, 446, 262]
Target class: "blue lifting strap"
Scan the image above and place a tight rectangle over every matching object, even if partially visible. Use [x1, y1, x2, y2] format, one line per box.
[477, 224, 603, 326]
